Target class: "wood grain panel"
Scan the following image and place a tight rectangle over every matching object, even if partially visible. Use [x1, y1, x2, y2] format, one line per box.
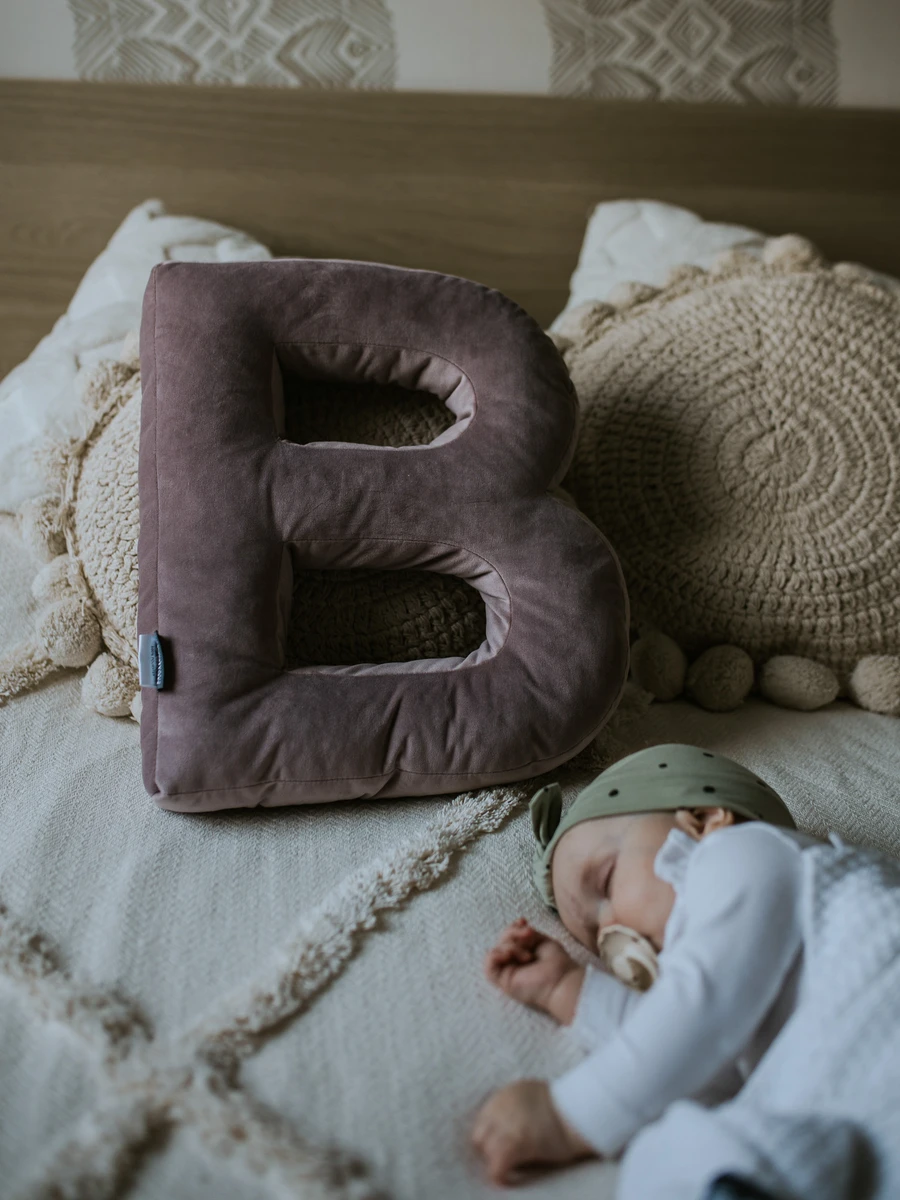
[1, 80, 899, 379]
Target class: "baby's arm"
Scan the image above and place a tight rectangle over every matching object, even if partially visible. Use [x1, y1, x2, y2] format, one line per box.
[551, 825, 804, 1158]
[484, 918, 585, 1024]
[486, 918, 644, 1036]
[569, 962, 644, 1049]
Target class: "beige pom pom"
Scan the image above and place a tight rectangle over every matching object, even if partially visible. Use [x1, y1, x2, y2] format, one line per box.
[81, 653, 138, 717]
[33, 440, 73, 496]
[0, 639, 56, 704]
[685, 645, 754, 712]
[709, 247, 757, 275]
[35, 598, 102, 668]
[630, 631, 687, 701]
[18, 495, 65, 562]
[759, 656, 839, 711]
[848, 656, 900, 716]
[608, 280, 659, 309]
[762, 234, 823, 271]
[31, 554, 86, 605]
[130, 691, 142, 724]
[833, 262, 874, 284]
[119, 329, 141, 370]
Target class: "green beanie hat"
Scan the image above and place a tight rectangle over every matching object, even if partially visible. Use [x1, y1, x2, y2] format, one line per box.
[531, 743, 796, 911]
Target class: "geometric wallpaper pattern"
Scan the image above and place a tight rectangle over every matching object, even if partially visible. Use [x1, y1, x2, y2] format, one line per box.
[542, 0, 837, 104]
[68, 0, 396, 87]
[67, 0, 838, 104]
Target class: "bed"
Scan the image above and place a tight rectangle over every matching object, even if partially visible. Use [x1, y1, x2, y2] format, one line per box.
[1, 80, 899, 1200]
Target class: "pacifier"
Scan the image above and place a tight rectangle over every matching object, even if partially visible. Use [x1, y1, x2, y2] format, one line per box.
[596, 924, 660, 992]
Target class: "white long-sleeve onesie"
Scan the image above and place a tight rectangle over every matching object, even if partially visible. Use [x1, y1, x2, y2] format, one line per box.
[550, 822, 819, 1157]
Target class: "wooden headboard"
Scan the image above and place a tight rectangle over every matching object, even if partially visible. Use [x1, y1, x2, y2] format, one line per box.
[1, 79, 899, 379]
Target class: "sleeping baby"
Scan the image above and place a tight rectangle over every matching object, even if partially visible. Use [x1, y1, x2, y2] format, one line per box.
[472, 743, 900, 1200]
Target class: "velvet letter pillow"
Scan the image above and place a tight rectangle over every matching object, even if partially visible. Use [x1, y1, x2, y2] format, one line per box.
[138, 259, 629, 811]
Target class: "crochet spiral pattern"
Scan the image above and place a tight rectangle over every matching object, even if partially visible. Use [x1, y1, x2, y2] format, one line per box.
[556, 235, 900, 715]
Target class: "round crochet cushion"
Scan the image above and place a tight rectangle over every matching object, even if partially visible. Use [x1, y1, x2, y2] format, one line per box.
[74, 379, 141, 668]
[557, 236, 900, 679]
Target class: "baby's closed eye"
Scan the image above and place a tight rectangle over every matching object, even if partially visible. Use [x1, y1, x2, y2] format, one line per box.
[580, 852, 614, 901]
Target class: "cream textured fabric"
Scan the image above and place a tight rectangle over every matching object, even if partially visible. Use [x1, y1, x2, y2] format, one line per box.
[4, 515, 900, 1198]
[557, 233, 900, 708]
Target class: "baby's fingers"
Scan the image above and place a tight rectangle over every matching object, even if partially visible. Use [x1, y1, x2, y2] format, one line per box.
[484, 953, 521, 989]
[506, 919, 541, 946]
[481, 1130, 528, 1186]
[484, 948, 509, 985]
[497, 940, 535, 965]
[486, 940, 533, 972]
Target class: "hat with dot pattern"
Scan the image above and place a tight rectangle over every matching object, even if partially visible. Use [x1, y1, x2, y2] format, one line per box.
[531, 742, 796, 910]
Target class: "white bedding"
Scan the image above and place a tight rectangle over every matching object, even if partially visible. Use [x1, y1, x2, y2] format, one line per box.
[0, 199, 271, 513]
[551, 198, 900, 322]
[2, 200, 899, 1200]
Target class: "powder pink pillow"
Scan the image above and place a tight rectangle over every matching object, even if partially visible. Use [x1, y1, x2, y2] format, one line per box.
[138, 259, 629, 812]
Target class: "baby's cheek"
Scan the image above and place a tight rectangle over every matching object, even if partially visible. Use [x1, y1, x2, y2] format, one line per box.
[641, 877, 677, 946]
[606, 879, 643, 932]
[611, 874, 665, 939]
[595, 896, 616, 931]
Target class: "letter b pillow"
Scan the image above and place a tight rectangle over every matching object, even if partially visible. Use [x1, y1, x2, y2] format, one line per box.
[138, 259, 629, 811]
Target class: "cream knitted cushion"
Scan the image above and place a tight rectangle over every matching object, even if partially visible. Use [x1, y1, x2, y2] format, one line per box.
[0, 337, 486, 719]
[556, 234, 900, 715]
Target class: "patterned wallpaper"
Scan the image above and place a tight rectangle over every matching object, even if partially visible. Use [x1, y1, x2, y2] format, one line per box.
[69, 0, 398, 88]
[543, 0, 836, 104]
[1, 0, 898, 108]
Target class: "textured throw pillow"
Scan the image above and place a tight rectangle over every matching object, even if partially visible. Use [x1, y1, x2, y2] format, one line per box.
[0, 198, 272, 513]
[555, 234, 900, 716]
[135, 258, 628, 810]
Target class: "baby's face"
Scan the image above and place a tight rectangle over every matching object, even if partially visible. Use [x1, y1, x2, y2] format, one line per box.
[549, 811, 680, 955]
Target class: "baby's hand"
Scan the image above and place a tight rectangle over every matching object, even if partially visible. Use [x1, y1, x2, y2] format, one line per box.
[485, 919, 585, 1024]
[472, 1078, 595, 1186]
